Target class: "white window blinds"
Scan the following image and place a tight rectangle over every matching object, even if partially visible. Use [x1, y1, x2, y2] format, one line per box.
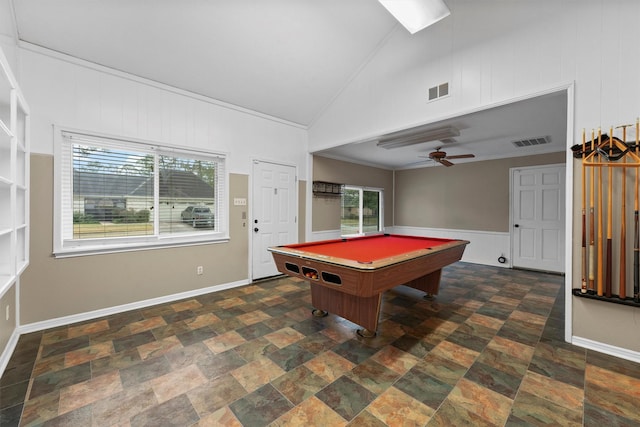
[55, 130, 228, 256]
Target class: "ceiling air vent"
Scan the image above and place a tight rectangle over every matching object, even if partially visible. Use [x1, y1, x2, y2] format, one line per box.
[428, 82, 449, 101]
[512, 136, 550, 148]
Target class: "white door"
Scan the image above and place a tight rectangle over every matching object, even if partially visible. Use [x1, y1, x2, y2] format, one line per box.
[252, 160, 297, 280]
[512, 164, 565, 272]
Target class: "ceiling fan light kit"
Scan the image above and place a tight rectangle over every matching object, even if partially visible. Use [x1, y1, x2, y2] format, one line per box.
[377, 125, 459, 149]
[378, 0, 451, 34]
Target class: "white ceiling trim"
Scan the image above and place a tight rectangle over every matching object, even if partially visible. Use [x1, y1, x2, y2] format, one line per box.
[17, 40, 308, 130]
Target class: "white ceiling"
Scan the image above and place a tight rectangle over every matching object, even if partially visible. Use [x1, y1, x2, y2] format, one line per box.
[10, 0, 568, 169]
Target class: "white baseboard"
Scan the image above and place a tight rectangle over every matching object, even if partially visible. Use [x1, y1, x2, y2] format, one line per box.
[18, 279, 249, 335]
[389, 226, 511, 268]
[571, 336, 640, 364]
[0, 328, 21, 378]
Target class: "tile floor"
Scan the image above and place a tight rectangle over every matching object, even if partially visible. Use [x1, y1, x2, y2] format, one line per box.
[1, 262, 640, 426]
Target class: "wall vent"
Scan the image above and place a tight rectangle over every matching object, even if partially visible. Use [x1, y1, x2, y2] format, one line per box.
[428, 82, 449, 101]
[512, 136, 550, 148]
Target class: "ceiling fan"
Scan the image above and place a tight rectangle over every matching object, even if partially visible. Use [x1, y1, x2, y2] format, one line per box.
[421, 147, 475, 167]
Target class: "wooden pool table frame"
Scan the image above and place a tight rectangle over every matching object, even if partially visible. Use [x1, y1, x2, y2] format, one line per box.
[269, 235, 469, 336]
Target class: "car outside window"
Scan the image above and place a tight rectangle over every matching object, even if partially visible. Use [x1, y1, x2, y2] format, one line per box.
[54, 129, 228, 257]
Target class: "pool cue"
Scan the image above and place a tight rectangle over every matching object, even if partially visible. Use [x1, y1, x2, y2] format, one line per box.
[581, 129, 587, 293]
[635, 119, 639, 303]
[588, 130, 596, 292]
[605, 126, 614, 298]
[619, 124, 629, 299]
[597, 128, 604, 296]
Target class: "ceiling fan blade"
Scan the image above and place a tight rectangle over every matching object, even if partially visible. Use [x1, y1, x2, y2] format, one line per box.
[439, 159, 454, 167]
[447, 154, 475, 159]
[446, 154, 475, 159]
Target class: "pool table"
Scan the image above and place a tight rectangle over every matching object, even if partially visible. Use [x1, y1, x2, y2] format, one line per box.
[268, 234, 469, 336]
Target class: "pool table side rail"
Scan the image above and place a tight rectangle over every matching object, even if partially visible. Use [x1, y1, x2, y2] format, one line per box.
[269, 241, 469, 298]
[268, 239, 469, 270]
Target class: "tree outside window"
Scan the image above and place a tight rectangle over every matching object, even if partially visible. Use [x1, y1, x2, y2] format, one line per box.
[55, 129, 227, 256]
[340, 186, 383, 236]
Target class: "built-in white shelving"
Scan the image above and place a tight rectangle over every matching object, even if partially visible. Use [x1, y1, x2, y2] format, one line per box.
[0, 46, 30, 298]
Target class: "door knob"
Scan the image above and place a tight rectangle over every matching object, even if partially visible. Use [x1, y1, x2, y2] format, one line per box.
[254, 227, 259, 232]
[514, 224, 520, 228]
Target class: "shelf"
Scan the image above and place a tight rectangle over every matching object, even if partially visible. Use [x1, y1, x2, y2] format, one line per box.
[0, 45, 29, 304]
[16, 227, 26, 266]
[16, 260, 28, 277]
[0, 128, 9, 181]
[313, 181, 343, 197]
[0, 274, 15, 299]
[0, 77, 11, 128]
[16, 187, 25, 220]
[15, 149, 26, 187]
[572, 288, 640, 308]
[16, 102, 28, 149]
[0, 119, 11, 137]
[0, 185, 10, 229]
[0, 231, 12, 278]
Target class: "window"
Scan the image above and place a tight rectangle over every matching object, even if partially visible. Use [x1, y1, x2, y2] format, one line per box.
[54, 129, 228, 256]
[340, 186, 383, 236]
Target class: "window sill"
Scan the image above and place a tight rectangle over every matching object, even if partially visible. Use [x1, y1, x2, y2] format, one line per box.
[53, 235, 230, 258]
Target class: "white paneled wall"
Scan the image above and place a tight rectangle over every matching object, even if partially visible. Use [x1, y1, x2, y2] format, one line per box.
[20, 48, 308, 176]
[309, 0, 640, 149]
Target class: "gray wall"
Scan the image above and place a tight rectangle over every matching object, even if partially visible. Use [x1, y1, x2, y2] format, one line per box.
[395, 152, 566, 232]
[21, 154, 252, 324]
[0, 285, 16, 357]
[312, 156, 394, 232]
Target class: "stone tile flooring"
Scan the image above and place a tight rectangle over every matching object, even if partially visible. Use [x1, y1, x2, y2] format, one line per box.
[1, 262, 640, 426]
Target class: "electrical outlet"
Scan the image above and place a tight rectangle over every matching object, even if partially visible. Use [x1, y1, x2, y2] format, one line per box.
[197, 266, 203, 275]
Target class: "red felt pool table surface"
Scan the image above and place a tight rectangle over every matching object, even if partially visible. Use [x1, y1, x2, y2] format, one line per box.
[282, 234, 458, 263]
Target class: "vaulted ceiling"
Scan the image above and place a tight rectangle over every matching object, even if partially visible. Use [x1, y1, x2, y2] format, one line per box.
[12, 0, 398, 127]
[9, 0, 567, 169]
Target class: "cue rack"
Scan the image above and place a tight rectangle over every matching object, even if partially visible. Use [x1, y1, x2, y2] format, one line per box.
[571, 119, 640, 307]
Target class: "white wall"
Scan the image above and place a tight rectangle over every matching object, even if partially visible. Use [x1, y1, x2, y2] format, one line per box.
[20, 48, 308, 177]
[309, 0, 640, 149]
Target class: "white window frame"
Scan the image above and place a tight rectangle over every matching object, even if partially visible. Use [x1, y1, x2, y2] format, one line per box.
[53, 127, 229, 257]
[341, 185, 384, 237]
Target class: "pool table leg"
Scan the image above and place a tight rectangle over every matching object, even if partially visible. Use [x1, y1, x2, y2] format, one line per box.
[405, 269, 442, 300]
[309, 284, 382, 336]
